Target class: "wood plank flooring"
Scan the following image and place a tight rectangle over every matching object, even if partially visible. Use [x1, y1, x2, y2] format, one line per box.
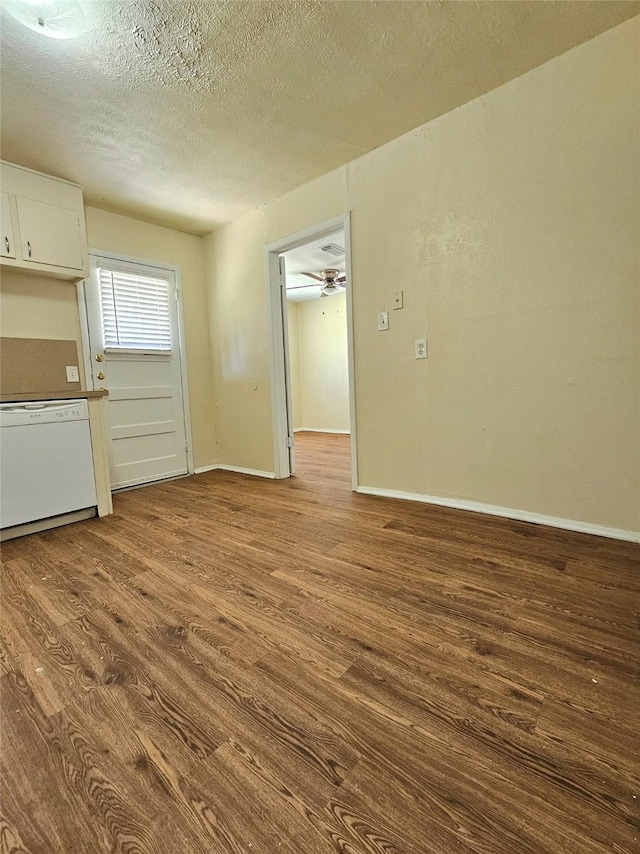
[1, 431, 639, 853]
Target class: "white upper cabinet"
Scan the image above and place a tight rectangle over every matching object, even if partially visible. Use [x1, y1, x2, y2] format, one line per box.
[16, 196, 84, 270]
[0, 192, 16, 258]
[0, 161, 88, 280]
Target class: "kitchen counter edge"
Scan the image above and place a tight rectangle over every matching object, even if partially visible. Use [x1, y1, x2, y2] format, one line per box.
[0, 390, 109, 403]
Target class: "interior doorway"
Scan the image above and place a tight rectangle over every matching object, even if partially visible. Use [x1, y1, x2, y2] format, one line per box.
[265, 215, 357, 489]
[282, 230, 350, 477]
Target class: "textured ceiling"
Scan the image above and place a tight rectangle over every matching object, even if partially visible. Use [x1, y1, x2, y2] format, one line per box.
[1, 1, 638, 236]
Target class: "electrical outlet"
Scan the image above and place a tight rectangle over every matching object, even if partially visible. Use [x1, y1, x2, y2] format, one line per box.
[378, 311, 389, 331]
[66, 365, 80, 382]
[415, 339, 427, 360]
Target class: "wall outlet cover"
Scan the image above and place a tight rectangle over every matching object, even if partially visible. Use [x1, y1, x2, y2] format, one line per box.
[415, 339, 427, 359]
[66, 365, 80, 382]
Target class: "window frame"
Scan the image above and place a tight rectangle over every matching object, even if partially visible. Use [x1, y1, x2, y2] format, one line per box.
[96, 262, 175, 354]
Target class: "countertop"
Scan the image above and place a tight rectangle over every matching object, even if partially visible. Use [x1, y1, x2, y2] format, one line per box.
[0, 390, 108, 403]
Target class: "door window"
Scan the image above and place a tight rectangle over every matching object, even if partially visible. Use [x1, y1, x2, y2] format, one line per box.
[98, 266, 172, 351]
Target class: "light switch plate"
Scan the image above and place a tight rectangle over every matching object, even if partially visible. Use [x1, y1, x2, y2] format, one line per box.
[66, 365, 80, 382]
[378, 311, 389, 331]
[393, 290, 403, 310]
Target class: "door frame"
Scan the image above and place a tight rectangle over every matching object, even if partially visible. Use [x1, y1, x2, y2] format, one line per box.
[265, 213, 358, 489]
[77, 248, 194, 479]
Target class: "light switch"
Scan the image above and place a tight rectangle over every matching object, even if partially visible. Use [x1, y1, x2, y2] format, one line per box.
[378, 311, 389, 331]
[393, 290, 403, 310]
[66, 365, 80, 382]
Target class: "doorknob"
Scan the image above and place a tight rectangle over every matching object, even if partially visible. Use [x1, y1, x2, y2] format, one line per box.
[96, 372, 105, 380]
[95, 354, 104, 362]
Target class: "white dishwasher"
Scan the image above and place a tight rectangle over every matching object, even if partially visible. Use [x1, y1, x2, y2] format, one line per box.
[0, 399, 98, 539]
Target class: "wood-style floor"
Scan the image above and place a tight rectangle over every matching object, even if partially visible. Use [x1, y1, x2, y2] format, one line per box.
[1, 432, 639, 853]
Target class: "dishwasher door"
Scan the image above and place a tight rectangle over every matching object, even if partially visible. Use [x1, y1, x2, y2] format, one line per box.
[0, 401, 98, 529]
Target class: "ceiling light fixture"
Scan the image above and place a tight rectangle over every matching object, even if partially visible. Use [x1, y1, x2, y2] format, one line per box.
[320, 270, 345, 297]
[3, 0, 87, 40]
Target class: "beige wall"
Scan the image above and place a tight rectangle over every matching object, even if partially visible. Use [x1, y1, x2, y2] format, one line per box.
[294, 293, 350, 432]
[204, 209, 274, 473]
[207, 18, 640, 533]
[0, 270, 82, 344]
[84, 207, 217, 470]
[286, 301, 302, 430]
[0, 268, 86, 388]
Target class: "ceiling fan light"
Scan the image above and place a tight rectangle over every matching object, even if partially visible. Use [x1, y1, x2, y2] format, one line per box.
[3, 0, 87, 40]
[319, 269, 345, 297]
[320, 284, 338, 296]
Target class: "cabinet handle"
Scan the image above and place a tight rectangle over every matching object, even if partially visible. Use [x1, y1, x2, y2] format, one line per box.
[4, 236, 9, 254]
[27, 241, 32, 258]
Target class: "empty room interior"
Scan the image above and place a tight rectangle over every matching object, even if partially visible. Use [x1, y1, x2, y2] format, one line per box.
[0, 2, 638, 853]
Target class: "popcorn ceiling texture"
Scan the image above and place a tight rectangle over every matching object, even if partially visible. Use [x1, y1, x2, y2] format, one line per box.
[1, 0, 637, 235]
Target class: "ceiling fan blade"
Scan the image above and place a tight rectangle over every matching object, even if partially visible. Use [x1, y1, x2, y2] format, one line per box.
[335, 276, 347, 284]
[288, 283, 321, 290]
[302, 272, 324, 282]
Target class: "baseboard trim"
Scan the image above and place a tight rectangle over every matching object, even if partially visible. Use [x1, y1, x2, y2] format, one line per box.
[356, 485, 640, 543]
[294, 428, 351, 434]
[215, 465, 276, 479]
[194, 463, 276, 479]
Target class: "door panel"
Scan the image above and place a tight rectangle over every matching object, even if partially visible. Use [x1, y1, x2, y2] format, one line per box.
[0, 193, 16, 258]
[16, 196, 83, 269]
[106, 395, 175, 422]
[84, 255, 189, 490]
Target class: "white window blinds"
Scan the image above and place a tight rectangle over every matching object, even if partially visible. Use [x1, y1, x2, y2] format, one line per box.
[98, 267, 172, 351]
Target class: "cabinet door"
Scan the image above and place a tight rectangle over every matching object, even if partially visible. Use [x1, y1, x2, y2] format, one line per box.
[16, 196, 83, 270]
[0, 192, 16, 258]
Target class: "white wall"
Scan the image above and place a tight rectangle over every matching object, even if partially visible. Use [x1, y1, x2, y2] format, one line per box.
[294, 292, 350, 432]
[204, 19, 640, 534]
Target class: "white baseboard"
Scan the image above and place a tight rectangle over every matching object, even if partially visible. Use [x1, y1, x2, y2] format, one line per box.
[356, 485, 640, 544]
[194, 463, 275, 479]
[294, 428, 351, 434]
[215, 465, 276, 479]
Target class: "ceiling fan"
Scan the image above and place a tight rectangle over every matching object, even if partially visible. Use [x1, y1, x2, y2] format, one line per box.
[289, 269, 347, 298]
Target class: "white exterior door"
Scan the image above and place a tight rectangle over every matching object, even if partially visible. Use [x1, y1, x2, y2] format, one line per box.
[84, 254, 190, 490]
